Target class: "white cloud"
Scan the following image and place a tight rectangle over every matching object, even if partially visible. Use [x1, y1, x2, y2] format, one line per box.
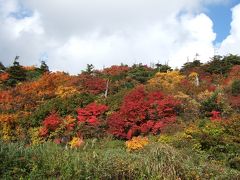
[218, 4, 240, 55]
[0, 0, 18, 17]
[169, 13, 216, 68]
[3, 12, 44, 39]
[0, 0, 229, 74]
[0, 0, 46, 66]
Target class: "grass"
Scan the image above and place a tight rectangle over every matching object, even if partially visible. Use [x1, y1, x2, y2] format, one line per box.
[1, 137, 240, 179]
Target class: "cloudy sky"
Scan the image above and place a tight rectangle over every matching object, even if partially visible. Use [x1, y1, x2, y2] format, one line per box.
[0, 0, 240, 74]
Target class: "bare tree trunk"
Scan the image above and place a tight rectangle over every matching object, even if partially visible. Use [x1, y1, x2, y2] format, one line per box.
[196, 75, 199, 86]
[104, 79, 109, 98]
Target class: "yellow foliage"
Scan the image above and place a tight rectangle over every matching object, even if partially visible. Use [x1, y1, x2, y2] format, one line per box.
[188, 72, 198, 79]
[64, 115, 76, 131]
[174, 91, 190, 99]
[15, 126, 25, 141]
[158, 132, 191, 144]
[125, 136, 149, 151]
[69, 137, 84, 148]
[56, 86, 78, 98]
[174, 92, 200, 119]
[65, 115, 75, 123]
[188, 72, 199, 86]
[0, 113, 18, 123]
[1, 123, 12, 141]
[197, 90, 213, 102]
[184, 125, 199, 136]
[158, 134, 174, 144]
[28, 127, 44, 145]
[0, 113, 27, 141]
[148, 71, 185, 92]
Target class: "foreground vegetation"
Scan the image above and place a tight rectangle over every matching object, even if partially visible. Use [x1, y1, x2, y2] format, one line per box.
[0, 54, 240, 179]
[1, 136, 239, 179]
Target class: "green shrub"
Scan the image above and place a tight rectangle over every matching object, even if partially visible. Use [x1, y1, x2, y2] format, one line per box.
[232, 80, 240, 96]
[22, 93, 95, 128]
[200, 91, 221, 117]
[105, 88, 130, 111]
[26, 69, 42, 81]
[229, 157, 240, 171]
[0, 141, 31, 178]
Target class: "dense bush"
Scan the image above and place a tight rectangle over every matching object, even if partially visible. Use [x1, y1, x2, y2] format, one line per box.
[78, 74, 107, 95]
[205, 54, 240, 75]
[22, 93, 95, 127]
[159, 119, 240, 171]
[127, 64, 155, 84]
[199, 90, 231, 118]
[108, 86, 180, 139]
[77, 103, 108, 138]
[232, 80, 240, 96]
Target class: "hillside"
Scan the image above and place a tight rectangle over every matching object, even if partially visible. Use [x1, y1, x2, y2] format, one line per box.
[1, 55, 240, 179]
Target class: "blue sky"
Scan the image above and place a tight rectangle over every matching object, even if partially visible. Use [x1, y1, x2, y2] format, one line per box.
[206, 0, 240, 43]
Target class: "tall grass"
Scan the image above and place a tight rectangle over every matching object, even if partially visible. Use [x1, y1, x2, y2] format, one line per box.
[0, 139, 239, 179]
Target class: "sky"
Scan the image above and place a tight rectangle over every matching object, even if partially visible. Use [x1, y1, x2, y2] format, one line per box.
[0, 0, 240, 74]
[206, 0, 240, 43]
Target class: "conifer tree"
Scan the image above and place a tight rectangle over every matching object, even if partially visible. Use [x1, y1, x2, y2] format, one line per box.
[0, 62, 5, 71]
[83, 64, 94, 75]
[7, 56, 26, 85]
[39, 60, 49, 73]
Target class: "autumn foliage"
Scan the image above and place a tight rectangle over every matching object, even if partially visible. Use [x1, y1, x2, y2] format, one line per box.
[0, 72, 9, 82]
[78, 74, 106, 94]
[77, 102, 108, 138]
[108, 86, 180, 139]
[39, 112, 62, 137]
[103, 65, 130, 76]
[1, 54, 240, 144]
[1, 55, 240, 179]
[148, 71, 185, 93]
[77, 102, 108, 126]
[125, 136, 149, 151]
[210, 110, 222, 121]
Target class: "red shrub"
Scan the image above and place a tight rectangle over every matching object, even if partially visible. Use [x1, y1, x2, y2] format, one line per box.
[53, 138, 62, 144]
[210, 110, 222, 121]
[39, 127, 48, 137]
[76, 102, 108, 138]
[107, 86, 180, 139]
[229, 95, 240, 108]
[229, 65, 240, 79]
[42, 112, 61, 131]
[208, 85, 217, 92]
[79, 74, 106, 94]
[103, 65, 130, 76]
[77, 102, 108, 126]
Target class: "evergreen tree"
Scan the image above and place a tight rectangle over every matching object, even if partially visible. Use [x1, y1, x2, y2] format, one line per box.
[205, 54, 240, 75]
[0, 62, 5, 71]
[128, 64, 155, 83]
[82, 64, 94, 75]
[7, 56, 26, 85]
[181, 60, 202, 73]
[39, 60, 49, 73]
[155, 63, 172, 72]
